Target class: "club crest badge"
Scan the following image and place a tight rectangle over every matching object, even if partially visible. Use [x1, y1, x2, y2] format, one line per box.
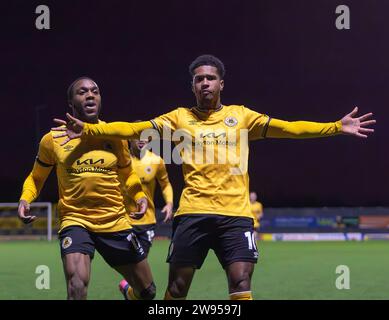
[63, 145, 74, 152]
[224, 116, 238, 127]
[62, 237, 72, 249]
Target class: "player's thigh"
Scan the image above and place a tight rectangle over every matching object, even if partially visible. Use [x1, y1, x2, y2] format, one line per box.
[213, 217, 258, 268]
[62, 252, 92, 284]
[167, 215, 211, 269]
[59, 226, 95, 282]
[94, 229, 147, 271]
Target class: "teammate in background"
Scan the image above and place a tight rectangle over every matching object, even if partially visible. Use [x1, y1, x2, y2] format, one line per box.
[118, 137, 174, 298]
[52, 55, 375, 300]
[249, 191, 263, 240]
[123, 137, 174, 254]
[18, 77, 156, 300]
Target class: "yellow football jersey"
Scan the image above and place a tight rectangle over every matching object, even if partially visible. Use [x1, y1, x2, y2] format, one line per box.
[123, 150, 173, 225]
[83, 105, 341, 220]
[150, 105, 269, 218]
[21, 128, 142, 233]
[150, 105, 340, 218]
[250, 201, 263, 228]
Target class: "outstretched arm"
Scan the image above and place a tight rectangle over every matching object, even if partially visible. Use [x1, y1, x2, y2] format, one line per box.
[52, 113, 153, 145]
[266, 107, 375, 139]
[19, 163, 53, 224]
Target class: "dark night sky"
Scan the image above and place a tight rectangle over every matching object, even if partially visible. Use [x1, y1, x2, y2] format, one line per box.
[1, 0, 388, 207]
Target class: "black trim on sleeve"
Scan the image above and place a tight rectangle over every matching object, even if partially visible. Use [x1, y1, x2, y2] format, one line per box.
[36, 157, 54, 167]
[150, 120, 159, 132]
[262, 116, 272, 138]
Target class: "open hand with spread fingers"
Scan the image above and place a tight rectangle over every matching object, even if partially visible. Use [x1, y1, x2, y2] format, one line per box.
[340, 107, 376, 138]
[52, 113, 85, 145]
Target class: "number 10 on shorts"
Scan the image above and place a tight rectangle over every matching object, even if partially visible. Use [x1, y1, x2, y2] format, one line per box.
[244, 231, 257, 250]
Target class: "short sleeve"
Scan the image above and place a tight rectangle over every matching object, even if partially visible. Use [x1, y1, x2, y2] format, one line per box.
[36, 133, 55, 166]
[150, 108, 180, 133]
[243, 107, 271, 141]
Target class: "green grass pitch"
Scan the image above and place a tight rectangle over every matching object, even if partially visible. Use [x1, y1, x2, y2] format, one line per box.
[0, 240, 388, 300]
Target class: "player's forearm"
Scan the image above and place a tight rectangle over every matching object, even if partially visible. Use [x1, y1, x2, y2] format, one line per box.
[83, 121, 153, 139]
[162, 183, 174, 204]
[162, 184, 173, 204]
[266, 118, 342, 138]
[125, 171, 146, 201]
[19, 164, 51, 203]
[20, 173, 38, 203]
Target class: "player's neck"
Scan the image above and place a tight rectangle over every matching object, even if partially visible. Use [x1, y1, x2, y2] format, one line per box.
[197, 100, 222, 112]
[86, 119, 99, 124]
[74, 112, 99, 124]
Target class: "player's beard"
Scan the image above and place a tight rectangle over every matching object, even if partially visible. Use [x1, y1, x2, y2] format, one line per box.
[198, 93, 220, 110]
[72, 102, 101, 123]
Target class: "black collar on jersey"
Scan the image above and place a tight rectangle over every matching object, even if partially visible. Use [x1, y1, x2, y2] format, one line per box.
[193, 104, 223, 113]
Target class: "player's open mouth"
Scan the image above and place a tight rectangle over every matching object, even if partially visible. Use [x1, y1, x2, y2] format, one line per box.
[83, 102, 97, 114]
[84, 102, 96, 108]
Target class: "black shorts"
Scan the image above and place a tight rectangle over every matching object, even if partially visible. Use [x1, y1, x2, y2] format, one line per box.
[131, 224, 156, 256]
[59, 226, 146, 268]
[167, 214, 259, 269]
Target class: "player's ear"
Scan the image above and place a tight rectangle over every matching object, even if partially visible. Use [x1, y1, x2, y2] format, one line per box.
[220, 79, 224, 92]
[191, 80, 195, 94]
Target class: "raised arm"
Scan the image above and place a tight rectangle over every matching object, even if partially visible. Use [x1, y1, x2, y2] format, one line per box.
[266, 107, 375, 139]
[52, 113, 153, 145]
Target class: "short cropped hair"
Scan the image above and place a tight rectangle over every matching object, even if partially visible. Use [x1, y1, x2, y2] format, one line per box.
[189, 54, 226, 79]
[67, 76, 97, 101]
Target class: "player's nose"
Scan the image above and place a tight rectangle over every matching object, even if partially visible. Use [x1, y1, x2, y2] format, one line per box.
[201, 79, 209, 87]
[86, 91, 95, 99]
